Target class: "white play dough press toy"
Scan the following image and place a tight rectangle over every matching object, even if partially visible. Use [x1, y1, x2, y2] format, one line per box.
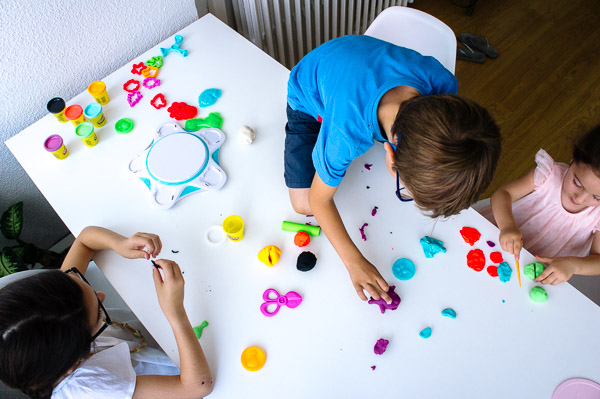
[129, 122, 227, 209]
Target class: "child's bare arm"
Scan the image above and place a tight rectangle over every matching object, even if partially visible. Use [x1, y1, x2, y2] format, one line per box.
[535, 232, 600, 284]
[309, 174, 391, 303]
[60, 226, 162, 274]
[490, 168, 536, 259]
[61, 226, 162, 274]
[133, 260, 213, 399]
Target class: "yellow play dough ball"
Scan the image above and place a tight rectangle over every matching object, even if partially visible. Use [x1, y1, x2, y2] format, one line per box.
[241, 346, 266, 371]
[258, 245, 281, 266]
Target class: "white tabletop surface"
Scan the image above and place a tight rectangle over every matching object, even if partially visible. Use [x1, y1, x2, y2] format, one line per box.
[7, 14, 600, 399]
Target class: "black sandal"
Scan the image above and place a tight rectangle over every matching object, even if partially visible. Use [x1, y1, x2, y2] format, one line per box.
[458, 33, 499, 58]
[456, 43, 486, 64]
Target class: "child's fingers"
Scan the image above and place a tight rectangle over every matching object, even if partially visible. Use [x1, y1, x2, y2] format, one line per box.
[152, 266, 163, 285]
[355, 285, 369, 301]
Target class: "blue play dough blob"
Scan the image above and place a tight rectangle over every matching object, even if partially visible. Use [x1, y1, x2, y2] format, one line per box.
[392, 258, 416, 281]
[441, 308, 457, 319]
[420, 236, 447, 258]
[198, 88, 221, 107]
[419, 327, 432, 339]
[497, 261, 512, 283]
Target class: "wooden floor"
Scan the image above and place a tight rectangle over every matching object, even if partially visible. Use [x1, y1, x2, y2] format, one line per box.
[410, 0, 600, 197]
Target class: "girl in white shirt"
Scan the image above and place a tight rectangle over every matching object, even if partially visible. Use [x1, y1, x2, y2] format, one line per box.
[0, 226, 213, 399]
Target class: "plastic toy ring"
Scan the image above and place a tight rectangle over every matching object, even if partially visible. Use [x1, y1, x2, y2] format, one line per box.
[206, 225, 226, 245]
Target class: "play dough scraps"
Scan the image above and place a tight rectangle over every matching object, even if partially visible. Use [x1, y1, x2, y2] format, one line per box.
[374, 338, 389, 355]
[490, 252, 503, 263]
[368, 286, 401, 314]
[497, 262, 512, 283]
[359, 223, 368, 241]
[241, 346, 266, 371]
[466, 249, 485, 271]
[460, 227, 481, 246]
[420, 236, 447, 258]
[487, 266, 498, 277]
[524, 262, 545, 280]
[419, 327, 432, 339]
[238, 125, 256, 144]
[441, 308, 457, 319]
[530, 286, 548, 303]
[392, 258, 415, 281]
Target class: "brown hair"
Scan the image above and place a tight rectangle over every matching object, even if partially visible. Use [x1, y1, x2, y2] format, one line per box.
[572, 124, 600, 177]
[392, 94, 501, 218]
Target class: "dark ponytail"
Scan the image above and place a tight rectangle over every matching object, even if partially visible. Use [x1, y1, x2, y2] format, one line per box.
[0, 270, 92, 398]
[573, 124, 600, 176]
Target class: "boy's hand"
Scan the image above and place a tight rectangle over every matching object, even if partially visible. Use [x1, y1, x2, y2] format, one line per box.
[152, 259, 186, 320]
[498, 225, 523, 260]
[348, 259, 391, 304]
[116, 232, 162, 260]
[534, 255, 576, 285]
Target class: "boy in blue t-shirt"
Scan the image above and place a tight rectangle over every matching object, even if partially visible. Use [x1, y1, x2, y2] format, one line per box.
[284, 35, 501, 303]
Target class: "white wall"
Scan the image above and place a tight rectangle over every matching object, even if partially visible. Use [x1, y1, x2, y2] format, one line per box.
[0, 0, 199, 249]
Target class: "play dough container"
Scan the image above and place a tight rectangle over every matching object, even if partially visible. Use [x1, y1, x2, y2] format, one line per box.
[65, 105, 85, 126]
[83, 103, 106, 127]
[75, 122, 98, 147]
[223, 215, 244, 242]
[87, 81, 110, 105]
[47, 97, 68, 123]
[44, 134, 68, 159]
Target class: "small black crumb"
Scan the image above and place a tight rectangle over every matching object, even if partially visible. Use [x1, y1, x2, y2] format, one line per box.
[390, 232, 392, 234]
[171, 250, 179, 253]
[366, 186, 370, 189]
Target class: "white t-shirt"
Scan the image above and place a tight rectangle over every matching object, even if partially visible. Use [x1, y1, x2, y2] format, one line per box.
[52, 310, 180, 399]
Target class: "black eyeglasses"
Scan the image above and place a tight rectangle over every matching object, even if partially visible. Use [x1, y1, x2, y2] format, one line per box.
[65, 268, 112, 340]
[396, 171, 414, 202]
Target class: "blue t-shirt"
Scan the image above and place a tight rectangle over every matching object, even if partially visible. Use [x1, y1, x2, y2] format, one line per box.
[287, 35, 458, 187]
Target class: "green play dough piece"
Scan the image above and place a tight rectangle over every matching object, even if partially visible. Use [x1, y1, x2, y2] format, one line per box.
[529, 286, 548, 303]
[524, 262, 545, 280]
[193, 320, 209, 339]
[184, 112, 223, 131]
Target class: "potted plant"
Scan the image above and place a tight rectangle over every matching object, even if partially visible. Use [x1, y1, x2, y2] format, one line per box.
[0, 202, 68, 277]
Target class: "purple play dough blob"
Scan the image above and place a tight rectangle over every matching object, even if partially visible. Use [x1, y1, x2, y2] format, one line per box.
[487, 240, 496, 247]
[368, 286, 401, 313]
[374, 338, 389, 355]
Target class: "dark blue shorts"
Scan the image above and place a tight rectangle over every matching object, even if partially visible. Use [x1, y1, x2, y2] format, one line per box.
[284, 104, 322, 188]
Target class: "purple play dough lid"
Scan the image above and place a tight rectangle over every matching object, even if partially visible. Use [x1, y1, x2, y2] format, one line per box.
[44, 135, 63, 152]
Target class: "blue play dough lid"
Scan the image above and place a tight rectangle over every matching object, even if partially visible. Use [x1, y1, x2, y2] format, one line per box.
[392, 258, 416, 281]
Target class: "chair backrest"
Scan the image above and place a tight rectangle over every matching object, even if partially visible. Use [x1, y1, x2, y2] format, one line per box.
[364, 7, 456, 74]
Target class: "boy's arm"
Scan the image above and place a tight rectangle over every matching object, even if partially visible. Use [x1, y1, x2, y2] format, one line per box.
[535, 231, 600, 284]
[310, 174, 392, 303]
[60, 226, 162, 274]
[490, 168, 536, 259]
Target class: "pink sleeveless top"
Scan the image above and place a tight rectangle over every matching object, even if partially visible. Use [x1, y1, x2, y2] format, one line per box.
[511, 149, 600, 257]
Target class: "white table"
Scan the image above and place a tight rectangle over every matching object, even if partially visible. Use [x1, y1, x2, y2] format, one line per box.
[7, 14, 600, 399]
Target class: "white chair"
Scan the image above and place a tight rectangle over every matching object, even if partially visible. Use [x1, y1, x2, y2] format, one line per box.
[364, 7, 456, 74]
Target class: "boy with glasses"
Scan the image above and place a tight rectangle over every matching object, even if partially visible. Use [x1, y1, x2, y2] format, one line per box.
[284, 35, 502, 304]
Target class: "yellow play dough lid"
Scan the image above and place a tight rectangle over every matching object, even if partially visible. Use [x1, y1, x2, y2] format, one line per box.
[241, 346, 266, 371]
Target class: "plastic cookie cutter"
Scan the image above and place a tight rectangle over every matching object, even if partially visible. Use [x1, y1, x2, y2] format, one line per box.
[260, 288, 302, 317]
[128, 121, 227, 209]
[161, 35, 188, 57]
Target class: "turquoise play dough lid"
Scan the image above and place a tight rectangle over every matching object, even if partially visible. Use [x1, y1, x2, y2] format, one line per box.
[84, 102, 102, 118]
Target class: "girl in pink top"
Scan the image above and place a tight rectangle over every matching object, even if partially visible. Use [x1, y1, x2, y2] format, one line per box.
[489, 125, 600, 285]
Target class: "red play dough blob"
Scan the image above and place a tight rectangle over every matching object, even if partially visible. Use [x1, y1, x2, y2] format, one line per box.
[490, 251, 503, 263]
[466, 249, 485, 271]
[487, 265, 499, 277]
[460, 227, 481, 246]
[294, 231, 310, 247]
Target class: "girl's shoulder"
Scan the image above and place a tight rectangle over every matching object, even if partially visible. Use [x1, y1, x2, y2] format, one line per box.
[52, 342, 135, 399]
[533, 149, 567, 188]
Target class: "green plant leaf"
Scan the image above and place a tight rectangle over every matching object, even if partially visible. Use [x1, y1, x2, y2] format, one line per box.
[0, 251, 18, 277]
[1, 202, 24, 240]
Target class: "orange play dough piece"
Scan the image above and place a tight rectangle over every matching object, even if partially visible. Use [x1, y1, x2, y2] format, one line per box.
[241, 346, 266, 371]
